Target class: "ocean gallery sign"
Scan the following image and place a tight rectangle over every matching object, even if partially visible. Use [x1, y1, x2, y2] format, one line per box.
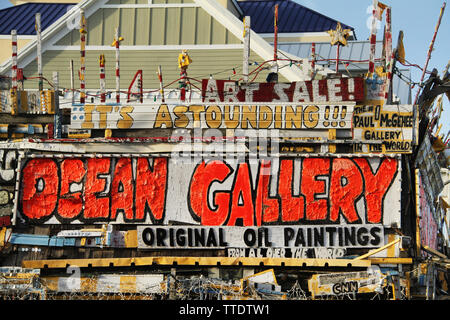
[137, 225, 384, 249]
[15, 155, 401, 227]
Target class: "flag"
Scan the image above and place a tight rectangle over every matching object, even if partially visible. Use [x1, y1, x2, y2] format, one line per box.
[375, 1, 388, 20]
[397, 31, 406, 64]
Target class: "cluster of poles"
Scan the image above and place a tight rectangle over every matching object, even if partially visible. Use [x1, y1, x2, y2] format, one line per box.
[8, 1, 446, 108]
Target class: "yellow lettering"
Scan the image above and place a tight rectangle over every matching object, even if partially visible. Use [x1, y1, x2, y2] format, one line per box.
[285, 106, 302, 129]
[205, 105, 222, 129]
[173, 106, 189, 128]
[241, 105, 257, 129]
[154, 104, 173, 128]
[188, 105, 206, 128]
[258, 105, 273, 129]
[224, 105, 240, 129]
[81, 105, 95, 129]
[303, 105, 319, 129]
[117, 106, 134, 129]
[274, 106, 283, 129]
[96, 105, 113, 129]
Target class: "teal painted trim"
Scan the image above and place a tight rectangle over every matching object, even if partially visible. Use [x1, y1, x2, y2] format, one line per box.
[9, 233, 100, 247]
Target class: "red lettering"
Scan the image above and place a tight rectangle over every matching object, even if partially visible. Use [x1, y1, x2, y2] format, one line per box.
[21, 159, 58, 220]
[58, 159, 85, 219]
[301, 158, 330, 221]
[84, 158, 110, 219]
[255, 160, 280, 225]
[110, 158, 134, 221]
[227, 163, 254, 226]
[279, 159, 304, 222]
[329, 158, 363, 223]
[189, 160, 231, 226]
[354, 158, 398, 223]
[135, 158, 168, 222]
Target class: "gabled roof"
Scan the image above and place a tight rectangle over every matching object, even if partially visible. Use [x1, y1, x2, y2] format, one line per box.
[237, 0, 354, 35]
[0, 2, 75, 35]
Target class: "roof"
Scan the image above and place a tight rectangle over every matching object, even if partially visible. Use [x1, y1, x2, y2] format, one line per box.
[278, 40, 383, 69]
[0, 2, 75, 35]
[278, 40, 412, 104]
[237, 0, 354, 35]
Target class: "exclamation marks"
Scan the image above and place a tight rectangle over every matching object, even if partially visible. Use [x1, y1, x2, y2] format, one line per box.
[323, 106, 330, 127]
[323, 106, 348, 128]
[348, 78, 355, 100]
[340, 106, 347, 127]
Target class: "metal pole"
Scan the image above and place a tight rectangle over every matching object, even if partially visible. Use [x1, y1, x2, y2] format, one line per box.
[53, 71, 62, 139]
[11, 29, 18, 116]
[158, 65, 165, 103]
[336, 43, 340, 73]
[243, 16, 250, 84]
[70, 59, 75, 105]
[11, 29, 17, 91]
[413, 2, 446, 106]
[115, 27, 120, 104]
[273, 4, 278, 73]
[80, 9, 86, 104]
[384, 6, 393, 102]
[100, 54, 106, 103]
[36, 13, 43, 92]
[368, 0, 378, 75]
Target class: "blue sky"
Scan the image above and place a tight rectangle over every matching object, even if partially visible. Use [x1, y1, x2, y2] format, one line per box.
[0, 0, 448, 136]
[297, 0, 449, 137]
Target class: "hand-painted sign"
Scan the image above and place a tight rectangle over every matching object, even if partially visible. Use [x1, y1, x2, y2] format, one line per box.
[416, 170, 439, 258]
[201, 78, 365, 103]
[352, 104, 417, 153]
[70, 103, 354, 130]
[137, 225, 384, 249]
[15, 155, 401, 226]
[308, 268, 386, 298]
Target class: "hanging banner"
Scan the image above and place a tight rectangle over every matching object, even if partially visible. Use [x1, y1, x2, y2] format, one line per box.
[14, 154, 401, 227]
[69, 103, 355, 131]
[352, 104, 417, 153]
[201, 78, 365, 103]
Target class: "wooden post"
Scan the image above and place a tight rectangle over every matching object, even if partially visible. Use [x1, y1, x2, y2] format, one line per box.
[115, 27, 121, 104]
[70, 59, 75, 104]
[384, 6, 393, 102]
[243, 16, 250, 84]
[36, 13, 43, 92]
[310, 42, 316, 78]
[79, 9, 86, 104]
[413, 2, 446, 106]
[11, 30, 17, 91]
[336, 43, 340, 73]
[157, 65, 165, 103]
[273, 4, 279, 73]
[99, 54, 106, 103]
[368, 0, 378, 75]
[53, 71, 62, 139]
[11, 29, 18, 116]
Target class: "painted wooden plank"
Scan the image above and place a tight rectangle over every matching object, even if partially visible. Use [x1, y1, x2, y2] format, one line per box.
[23, 256, 372, 269]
